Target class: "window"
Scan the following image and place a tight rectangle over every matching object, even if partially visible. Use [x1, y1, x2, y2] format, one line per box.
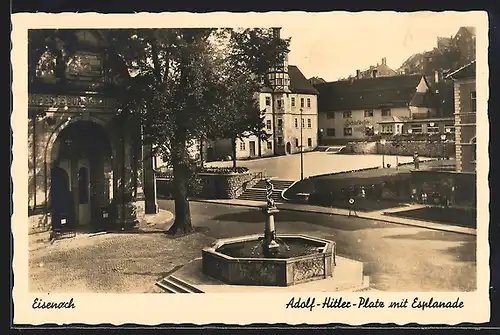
[300, 98, 305, 108]
[307, 98, 311, 108]
[265, 96, 271, 106]
[240, 141, 246, 151]
[471, 91, 476, 113]
[276, 78, 283, 86]
[343, 111, 352, 118]
[277, 99, 282, 109]
[471, 137, 477, 162]
[344, 127, 353, 136]
[427, 123, 439, 133]
[396, 124, 401, 133]
[381, 109, 391, 116]
[307, 118, 312, 128]
[266, 120, 272, 130]
[381, 124, 394, 134]
[307, 138, 312, 147]
[295, 138, 299, 147]
[291, 97, 296, 107]
[410, 124, 423, 133]
[277, 137, 283, 145]
[301, 118, 305, 128]
[327, 128, 336, 137]
[294, 118, 298, 128]
[445, 124, 455, 133]
[277, 119, 283, 129]
[364, 110, 374, 117]
[266, 141, 272, 150]
[326, 112, 335, 119]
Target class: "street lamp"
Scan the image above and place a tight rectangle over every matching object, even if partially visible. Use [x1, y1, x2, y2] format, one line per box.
[300, 108, 304, 180]
[380, 138, 386, 168]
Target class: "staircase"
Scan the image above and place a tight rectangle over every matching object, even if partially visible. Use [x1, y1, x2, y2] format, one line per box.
[156, 275, 204, 294]
[237, 179, 295, 203]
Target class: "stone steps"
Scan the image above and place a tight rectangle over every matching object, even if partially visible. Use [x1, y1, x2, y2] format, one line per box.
[155, 275, 204, 294]
[253, 179, 295, 190]
[238, 189, 283, 202]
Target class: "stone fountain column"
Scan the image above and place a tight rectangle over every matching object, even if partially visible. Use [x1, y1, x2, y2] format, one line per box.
[262, 179, 280, 256]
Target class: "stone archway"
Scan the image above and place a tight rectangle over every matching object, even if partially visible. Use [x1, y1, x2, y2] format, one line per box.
[46, 117, 115, 230]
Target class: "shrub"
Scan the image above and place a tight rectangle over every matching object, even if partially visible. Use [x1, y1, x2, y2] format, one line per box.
[200, 166, 249, 174]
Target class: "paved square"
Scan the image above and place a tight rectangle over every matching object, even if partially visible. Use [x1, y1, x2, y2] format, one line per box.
[206, 152, 427, 180]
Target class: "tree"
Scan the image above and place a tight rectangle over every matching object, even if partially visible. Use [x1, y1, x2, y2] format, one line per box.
[211, 28, 290, 167]
[106, 29, 224, 235]
[108, 28, 289, 235]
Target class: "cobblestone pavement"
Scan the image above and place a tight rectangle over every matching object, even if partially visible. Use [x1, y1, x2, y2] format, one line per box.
[29, 232, 214, 293]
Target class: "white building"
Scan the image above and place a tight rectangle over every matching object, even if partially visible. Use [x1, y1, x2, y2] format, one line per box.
[207, 28, 319, 161]
[315, 73, 445, 143]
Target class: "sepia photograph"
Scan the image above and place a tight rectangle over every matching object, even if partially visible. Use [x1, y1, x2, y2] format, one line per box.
[12, 11, 489, 325]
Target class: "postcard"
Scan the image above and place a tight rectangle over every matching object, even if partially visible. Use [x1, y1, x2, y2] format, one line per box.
[11, 10, 489, 325]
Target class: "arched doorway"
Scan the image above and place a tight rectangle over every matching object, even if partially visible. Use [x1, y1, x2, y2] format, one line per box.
[286, 142, 292, 155]
[50, 120, 113, 231]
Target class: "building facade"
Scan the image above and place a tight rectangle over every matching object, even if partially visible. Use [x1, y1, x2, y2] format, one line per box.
[207, 28, 319, 160]
[28, 30, 142, 232]
[316, 74, 440, 143]
[446, 60, 476, 172]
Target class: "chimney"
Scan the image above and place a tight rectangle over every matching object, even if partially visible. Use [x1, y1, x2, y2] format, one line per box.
[382, 57, 387, 65]
[372, 69, 378, 78]
[356, 69, 360, 79]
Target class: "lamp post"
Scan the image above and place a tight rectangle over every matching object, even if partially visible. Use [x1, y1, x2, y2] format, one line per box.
[300, 108, 304, 181]
[380, 138, 386, 168]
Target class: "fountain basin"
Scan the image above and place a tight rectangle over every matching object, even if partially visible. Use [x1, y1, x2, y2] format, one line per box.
[202, 234, 336, 287]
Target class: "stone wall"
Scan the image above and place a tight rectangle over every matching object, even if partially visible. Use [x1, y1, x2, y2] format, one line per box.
[343, 140, 455, 157]
[157, 171, 262, 200]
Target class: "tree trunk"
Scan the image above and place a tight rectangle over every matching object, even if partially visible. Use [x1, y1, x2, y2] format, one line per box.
[231, 137, 237, 169]
[167, 145, 194, 235]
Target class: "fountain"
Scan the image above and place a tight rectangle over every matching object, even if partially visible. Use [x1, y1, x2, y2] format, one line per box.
[201, 179, 337, 287]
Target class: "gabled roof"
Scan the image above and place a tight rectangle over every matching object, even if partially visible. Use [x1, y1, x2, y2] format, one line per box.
[288, 65, 319, 95]
[445, 60, 476, 80]
[410, 91, 435, 108]
[314, 74, 426, 112]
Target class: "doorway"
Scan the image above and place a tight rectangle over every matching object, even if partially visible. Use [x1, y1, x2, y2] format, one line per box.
[286, 142, 292, 155]
[78, 164, 90, 226]
[50, 120, 113, 230]
[50, 166, 73, 231]
[249, 141, 256, 157]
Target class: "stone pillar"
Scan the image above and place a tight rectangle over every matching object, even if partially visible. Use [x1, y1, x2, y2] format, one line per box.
[114, 134, 138, 229]
[262, 206, 280, 256]
[143, 143, 158, 214]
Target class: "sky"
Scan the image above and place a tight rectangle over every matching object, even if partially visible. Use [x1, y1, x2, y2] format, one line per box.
[278, 12, 478, 81]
